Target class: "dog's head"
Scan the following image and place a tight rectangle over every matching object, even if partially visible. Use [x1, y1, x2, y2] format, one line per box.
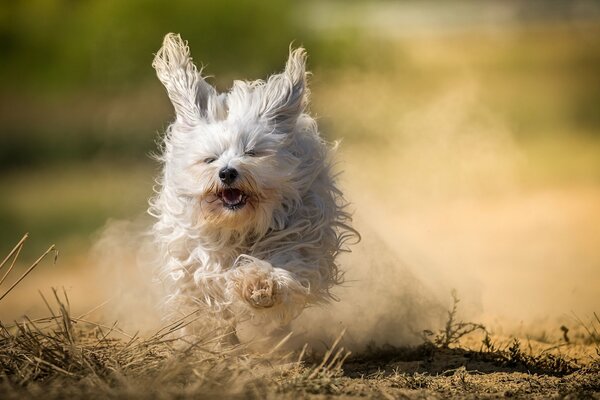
[153, 34, 309, 235]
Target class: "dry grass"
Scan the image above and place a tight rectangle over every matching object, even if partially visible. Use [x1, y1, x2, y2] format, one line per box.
[0, 235, 356, 399]
[422, 289, 487, 349]
[1, 235, 599, 399]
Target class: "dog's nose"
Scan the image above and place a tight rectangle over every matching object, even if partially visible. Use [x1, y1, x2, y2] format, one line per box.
[219, 167, 238, 185]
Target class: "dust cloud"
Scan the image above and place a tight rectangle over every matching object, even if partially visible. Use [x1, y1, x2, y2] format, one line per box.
[288, 83, 520, 350]
[91, 217, 165, 333]
[291, 81, 600, 349]
[89, 83, 599, 350]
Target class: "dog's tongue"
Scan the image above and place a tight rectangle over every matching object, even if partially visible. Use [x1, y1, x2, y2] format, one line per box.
[222, 188, 243, 205]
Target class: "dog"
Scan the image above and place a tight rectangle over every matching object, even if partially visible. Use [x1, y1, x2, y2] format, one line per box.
[149, 33, 357, 337]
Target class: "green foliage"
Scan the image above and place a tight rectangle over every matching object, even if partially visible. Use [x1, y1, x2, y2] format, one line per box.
[0, 0, 370, 93]
[0, 0, 300, 91]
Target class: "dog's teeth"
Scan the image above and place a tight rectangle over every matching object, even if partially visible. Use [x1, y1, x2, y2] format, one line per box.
[221, 189, 245, 206]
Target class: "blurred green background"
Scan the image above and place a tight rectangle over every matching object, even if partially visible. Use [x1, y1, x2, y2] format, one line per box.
[1, 0, 600, 262]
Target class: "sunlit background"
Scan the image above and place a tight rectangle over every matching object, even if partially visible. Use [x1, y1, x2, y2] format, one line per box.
[1, 1, 599, 334]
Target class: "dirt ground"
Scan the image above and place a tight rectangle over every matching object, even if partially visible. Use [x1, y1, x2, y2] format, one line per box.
[330, 355, 599, 399]
[1, 320, 598, 399]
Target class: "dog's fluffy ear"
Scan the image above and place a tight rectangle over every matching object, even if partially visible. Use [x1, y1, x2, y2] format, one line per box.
[153, 33, 217, 126]
[259, 47, 308, 133]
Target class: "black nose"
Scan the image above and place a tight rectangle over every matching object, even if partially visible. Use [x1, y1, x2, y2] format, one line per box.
[219, 167, 238, 185]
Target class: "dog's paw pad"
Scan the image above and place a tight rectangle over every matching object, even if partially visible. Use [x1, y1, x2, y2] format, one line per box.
[245, 279, 276, 308]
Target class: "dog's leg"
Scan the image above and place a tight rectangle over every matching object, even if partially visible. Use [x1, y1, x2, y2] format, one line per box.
[244, 271, 277, 308]
[227, 257, 280, 308]
[226, 255, 309, 324]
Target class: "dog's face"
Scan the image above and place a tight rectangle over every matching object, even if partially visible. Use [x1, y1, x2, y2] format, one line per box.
[177, 118, 298, 232]
[153, 34, 308, 235]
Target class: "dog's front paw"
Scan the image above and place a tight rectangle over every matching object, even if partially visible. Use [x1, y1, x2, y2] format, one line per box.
[243, 276, 275, 308]
[227, 257, 279, 309]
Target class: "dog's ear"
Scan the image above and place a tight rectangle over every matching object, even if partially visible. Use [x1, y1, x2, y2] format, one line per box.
[258, 47, 308, 133]
[153, 33, 216, 126]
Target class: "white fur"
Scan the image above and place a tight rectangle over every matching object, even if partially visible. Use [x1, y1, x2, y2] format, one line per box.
[150, 33, 357, 330]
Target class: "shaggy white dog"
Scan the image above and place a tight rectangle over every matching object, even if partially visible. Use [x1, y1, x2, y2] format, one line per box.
[150, 33, 357, 334]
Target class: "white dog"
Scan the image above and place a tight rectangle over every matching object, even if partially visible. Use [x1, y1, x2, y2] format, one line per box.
[149, 33, 357, 335]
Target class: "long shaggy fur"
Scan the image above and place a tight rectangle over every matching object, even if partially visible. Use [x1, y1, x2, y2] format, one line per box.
[150, 33, 357, 330]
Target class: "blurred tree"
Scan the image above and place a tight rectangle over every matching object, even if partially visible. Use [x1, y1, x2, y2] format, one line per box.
[0, 0, 298, 91]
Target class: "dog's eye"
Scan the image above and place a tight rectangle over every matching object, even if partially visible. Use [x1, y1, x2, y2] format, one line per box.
[244, 150, 256, 157]
[204, 157, 216, 164]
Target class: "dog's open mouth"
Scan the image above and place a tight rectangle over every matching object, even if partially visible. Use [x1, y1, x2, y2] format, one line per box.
[218, 188, 248, 210]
